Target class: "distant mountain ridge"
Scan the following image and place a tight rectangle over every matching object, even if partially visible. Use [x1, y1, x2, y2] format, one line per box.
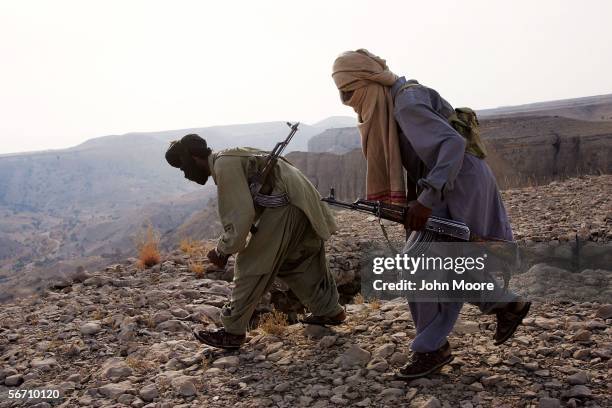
[0, 120, 339, 212]
[308, 93, 612, 155]
[2, 118, 357, 158]
[478, 93, 612, 121]
[308, 127, 360, 154]
[0, 117, 350, 277]
[312, 116, 357, 129]
[2, 92, 611, 285]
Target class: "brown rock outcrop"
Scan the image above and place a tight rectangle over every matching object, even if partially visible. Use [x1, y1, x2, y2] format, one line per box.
[296, 116, 612, 201]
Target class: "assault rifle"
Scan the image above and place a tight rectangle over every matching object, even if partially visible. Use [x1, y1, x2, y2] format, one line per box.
[249, 122, 299, 208]
[322, 188, 516, 288]
[322, 188, 471, 241]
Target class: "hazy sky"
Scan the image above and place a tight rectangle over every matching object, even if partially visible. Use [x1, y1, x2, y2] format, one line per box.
[1, 0, 611, 154]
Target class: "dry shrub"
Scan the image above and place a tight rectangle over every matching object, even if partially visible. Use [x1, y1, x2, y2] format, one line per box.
[25, 313, 39, 325]
[179, 237, 207, 257]
[49, 339, 65, 351]
[369, 297, 381, 310]
[189, 260, 206, 278]
[126, 356, 156, 373]
[179, 238, 193, 253]
[135, 224, 161, 269]
[141, 313, 155, 329]
[91, 309, 104, 320]
[259, 309, 288, 335]
[353, 293, 365, 304]
[180, 238, 197, 254]
[61, 339, 84, 358]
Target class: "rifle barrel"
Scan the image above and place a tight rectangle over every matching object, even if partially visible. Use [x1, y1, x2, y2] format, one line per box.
[322, 198, 376, 215]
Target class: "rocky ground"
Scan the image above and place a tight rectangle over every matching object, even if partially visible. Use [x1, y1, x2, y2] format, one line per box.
[501, 175, 611, 243]
[0, 175, 610, 407]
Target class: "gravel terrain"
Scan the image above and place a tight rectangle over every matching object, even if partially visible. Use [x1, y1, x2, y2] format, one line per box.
[0, 175, 610, 407]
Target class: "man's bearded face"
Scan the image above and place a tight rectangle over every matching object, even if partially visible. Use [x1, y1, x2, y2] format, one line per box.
[180, 154, 209, 185]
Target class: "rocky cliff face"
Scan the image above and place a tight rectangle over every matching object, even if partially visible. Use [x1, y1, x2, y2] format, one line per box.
[299, 116, 612, 201]
[478, 93, 612, 121]
[307, 127, 360, 154]
[482, 116, 611, 187]
[286, 149, 366, 202]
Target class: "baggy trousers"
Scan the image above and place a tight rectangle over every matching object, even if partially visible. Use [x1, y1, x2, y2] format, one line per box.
[408, 293, 518, 352]
[221, 205, 343, 335]
[408, 214, 520, 353]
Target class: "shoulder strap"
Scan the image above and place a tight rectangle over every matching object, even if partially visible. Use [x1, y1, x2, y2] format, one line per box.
[393, 82, 421, 103]
[216, 148, 268, 159]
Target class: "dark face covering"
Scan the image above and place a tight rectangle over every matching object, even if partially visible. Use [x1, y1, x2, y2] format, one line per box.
[165, 135, 211, 185]
[179, 148, 210, 185]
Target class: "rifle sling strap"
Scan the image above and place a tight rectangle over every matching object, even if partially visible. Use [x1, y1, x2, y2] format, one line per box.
[252, 165, 290, 208]
[378, 217, 400, 254]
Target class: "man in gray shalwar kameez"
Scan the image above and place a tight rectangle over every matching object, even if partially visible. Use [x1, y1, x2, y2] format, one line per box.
[332, 49, 531, 379]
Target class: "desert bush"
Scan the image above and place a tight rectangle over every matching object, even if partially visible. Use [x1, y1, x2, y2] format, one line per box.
[61, 339, 84, 358]
[369, 297, 381, 310]
[91, 309, 104, 320]
[135, 224, 161, 269]
[126, 356, 156, 373]
[353, 293, 365, 304]
[258, 309, 288, 335]
[179, 237, 209, 257]
[189, 260, 206, 278]
[180, 238, 198, 254]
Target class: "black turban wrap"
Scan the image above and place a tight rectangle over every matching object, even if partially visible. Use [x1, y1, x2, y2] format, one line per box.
[165, 134, 212, 185]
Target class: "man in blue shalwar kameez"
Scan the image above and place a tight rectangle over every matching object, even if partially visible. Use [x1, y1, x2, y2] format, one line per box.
[332, 49, 531, 379]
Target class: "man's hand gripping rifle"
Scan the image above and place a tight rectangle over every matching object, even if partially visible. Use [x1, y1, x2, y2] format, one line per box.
[322, 188, 516, 288]
[321, 188, 471, 242]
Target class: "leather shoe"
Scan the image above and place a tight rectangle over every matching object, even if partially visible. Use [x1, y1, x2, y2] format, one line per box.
[395, 341, 454, 380]
[193, 328, 245, 349]
[494, 300, 531, 345]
